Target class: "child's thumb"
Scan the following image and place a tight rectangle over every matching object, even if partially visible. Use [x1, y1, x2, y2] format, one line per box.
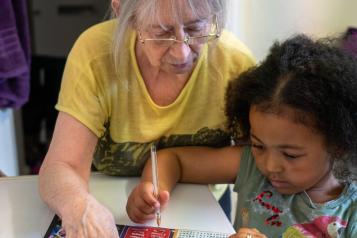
[159, 190, 170, 206]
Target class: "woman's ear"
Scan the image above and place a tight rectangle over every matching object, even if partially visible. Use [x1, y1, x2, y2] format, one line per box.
[111, 0, 120, 17]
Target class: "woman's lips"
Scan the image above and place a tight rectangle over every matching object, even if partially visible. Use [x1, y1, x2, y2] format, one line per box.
[171, 63, 188, 69]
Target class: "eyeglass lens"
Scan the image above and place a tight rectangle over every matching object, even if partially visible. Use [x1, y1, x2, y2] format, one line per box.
[140, 16, 219, 47]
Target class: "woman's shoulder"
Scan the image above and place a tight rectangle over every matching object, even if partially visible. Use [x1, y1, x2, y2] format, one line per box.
[68, 19, 118, 59]
[79, 19, 117, 42]
[216, 30, 255, 60]
[218, 31, 251, 52]
[207, 29, 255, 72]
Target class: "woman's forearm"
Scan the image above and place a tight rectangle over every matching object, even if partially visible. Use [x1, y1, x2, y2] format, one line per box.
[39, 160, 90, 218]
[39, 159, 118, 237]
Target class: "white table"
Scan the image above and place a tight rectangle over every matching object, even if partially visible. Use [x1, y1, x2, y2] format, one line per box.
[0, 174, 235, 238]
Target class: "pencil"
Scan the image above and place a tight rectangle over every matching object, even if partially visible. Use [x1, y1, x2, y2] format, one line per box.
[151, 144, 161, 227]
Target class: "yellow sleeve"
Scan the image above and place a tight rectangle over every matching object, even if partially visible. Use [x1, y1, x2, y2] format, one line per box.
[55, 21, 116, 137]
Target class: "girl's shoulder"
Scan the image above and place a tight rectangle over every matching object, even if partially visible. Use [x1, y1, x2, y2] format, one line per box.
[234, 146, 264, 189]
[345, 181, 357, 199]
[345, 182, 357, 236]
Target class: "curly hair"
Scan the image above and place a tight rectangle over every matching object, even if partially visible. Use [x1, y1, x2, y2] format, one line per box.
[225, 34, 357, 180]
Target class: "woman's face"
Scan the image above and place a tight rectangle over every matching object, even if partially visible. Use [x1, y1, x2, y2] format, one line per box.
[249, 105, 334, 195]
[135, 2, 212, 75]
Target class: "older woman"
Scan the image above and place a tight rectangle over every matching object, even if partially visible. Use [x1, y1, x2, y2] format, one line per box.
[39, 0, 255, 237]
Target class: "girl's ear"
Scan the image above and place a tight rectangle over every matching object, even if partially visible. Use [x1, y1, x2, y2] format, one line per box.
[111, 0, 120, 17]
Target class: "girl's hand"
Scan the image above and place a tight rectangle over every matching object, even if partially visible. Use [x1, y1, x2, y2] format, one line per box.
[229, 228, 267, 238]
[126, 181, 170, 223]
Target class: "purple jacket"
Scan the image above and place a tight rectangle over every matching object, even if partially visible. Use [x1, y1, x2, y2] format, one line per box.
[0, 0, 31, 109]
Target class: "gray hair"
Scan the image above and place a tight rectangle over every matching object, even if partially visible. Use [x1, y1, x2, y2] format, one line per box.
[111, 0, 227, 75]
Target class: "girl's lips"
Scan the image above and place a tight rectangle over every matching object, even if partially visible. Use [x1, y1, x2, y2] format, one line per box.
[270, 179, 289, 188]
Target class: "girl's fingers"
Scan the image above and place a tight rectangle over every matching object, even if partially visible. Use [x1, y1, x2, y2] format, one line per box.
[159, 190, 170, 206]
[235, 228, 267, 238]
[127, 182, 171, 224]
[130, 205, 156, 223]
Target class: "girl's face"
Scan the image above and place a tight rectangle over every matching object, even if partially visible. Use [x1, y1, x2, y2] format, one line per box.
[249, 105, 335, 195]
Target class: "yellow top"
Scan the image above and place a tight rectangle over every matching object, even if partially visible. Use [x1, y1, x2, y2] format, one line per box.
[56, 19, 255, 176]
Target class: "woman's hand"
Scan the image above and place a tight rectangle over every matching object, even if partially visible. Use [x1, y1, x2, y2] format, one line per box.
[61, 194, 119, 238]
[229, 228, 267, 238]
[126, 181, 170, 223]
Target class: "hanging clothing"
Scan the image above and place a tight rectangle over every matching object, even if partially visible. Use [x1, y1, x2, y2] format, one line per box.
[0, 0, 31, 108]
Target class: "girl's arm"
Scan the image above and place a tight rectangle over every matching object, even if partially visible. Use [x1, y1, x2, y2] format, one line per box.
[126, 145, 244, 223]
[144, 145, 243, 189]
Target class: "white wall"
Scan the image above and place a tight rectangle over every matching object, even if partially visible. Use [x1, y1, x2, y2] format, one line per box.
[226, 0, 357, 61]
[0, 109, 18, 176]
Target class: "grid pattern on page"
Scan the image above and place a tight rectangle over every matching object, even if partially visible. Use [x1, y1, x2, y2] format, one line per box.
[175, 229, 230, 238]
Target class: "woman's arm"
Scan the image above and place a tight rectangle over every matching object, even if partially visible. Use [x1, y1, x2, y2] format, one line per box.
[39, 112, 118, 237]
[39, 112, 96, 216]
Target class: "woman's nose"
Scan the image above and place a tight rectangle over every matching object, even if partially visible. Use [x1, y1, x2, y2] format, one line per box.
[169, 29, 191, 61]
[169, 41, 191, 61]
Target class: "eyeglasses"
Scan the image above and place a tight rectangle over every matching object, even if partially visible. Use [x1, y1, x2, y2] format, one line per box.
[138, 16, 220, 48]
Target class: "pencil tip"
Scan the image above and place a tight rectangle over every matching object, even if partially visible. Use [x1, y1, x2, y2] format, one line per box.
[157, 217, 161, 227]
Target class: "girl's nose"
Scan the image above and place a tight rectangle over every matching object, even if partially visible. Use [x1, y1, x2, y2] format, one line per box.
[264, 151, 284, 173]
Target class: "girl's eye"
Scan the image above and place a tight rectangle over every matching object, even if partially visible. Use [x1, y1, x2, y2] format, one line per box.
[282, 152, 301, 160]
[252, 143, 264, 150]
[251, 144, 265, 157]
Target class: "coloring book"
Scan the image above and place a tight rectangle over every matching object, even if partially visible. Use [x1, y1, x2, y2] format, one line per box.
[44, 215, 230, 238]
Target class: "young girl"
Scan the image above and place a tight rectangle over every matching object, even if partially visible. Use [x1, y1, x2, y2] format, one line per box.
[126, 35, 357, 238]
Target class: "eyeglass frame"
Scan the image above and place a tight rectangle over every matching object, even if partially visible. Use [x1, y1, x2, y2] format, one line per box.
[137, 15, 221, 47]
